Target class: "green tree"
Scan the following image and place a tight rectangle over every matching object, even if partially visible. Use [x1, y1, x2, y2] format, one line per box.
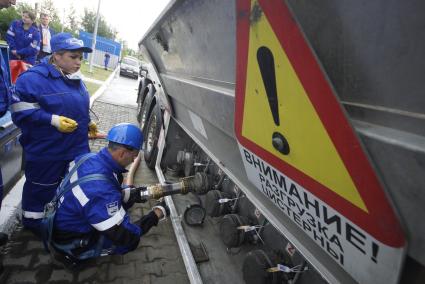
[40, 0, 60, 23]
[0, 3, 33, 41]
[120, 40, 129, 58]
[81, 8, 117, 40]
[66, 4, 79, 34]
[0, 7, 19, 41]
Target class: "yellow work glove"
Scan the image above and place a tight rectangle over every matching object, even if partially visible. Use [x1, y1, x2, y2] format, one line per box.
[51, 115, 78, 133]
[88, 121, 98, 138]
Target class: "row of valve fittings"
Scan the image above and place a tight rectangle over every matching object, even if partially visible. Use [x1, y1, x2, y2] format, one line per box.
[170, 149, 308, 284]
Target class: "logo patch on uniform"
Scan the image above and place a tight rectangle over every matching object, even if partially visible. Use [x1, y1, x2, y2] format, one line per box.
[106, 201, 119, 216]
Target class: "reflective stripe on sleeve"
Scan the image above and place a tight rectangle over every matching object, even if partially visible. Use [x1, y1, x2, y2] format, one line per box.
[69, 168, 91, 207]
[72, 185, 90, 207]
[23, 211, 44, 219]
[11, 102, 40, 112]
[7, 30, 15, 36]
[91, 207, 126, 231]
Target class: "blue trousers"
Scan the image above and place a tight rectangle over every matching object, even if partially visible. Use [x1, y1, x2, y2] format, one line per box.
[22, 160, 70, 233]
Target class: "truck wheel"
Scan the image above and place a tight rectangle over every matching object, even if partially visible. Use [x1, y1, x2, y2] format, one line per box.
[137, 78, 148, 110]
[138, 85, 154, 128]
[144, 104, 162, 169]
[137, 88, 144, 111]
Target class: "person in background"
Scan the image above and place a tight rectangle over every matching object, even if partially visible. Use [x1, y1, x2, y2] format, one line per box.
[37, 12, 55, 62]
[0, 0, 17, 273]
[47, 123, 168, 269]
[104, 52, 110, 70]
[6, 10, 40, 65]
[11, 33, 98, 237]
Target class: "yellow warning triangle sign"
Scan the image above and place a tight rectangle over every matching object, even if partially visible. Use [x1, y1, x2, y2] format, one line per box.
[241, 1, 367, 212]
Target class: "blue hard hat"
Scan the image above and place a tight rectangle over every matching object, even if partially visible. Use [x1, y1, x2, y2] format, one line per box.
[107, 123, 143, 150]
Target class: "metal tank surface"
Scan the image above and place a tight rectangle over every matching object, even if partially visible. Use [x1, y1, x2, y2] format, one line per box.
[136, 0, 425, 283]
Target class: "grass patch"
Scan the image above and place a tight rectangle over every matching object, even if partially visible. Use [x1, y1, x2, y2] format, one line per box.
[84, 80, 101, 96]
[80, 61, 112, 81]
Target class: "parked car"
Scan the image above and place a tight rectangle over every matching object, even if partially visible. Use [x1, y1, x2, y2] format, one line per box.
[119, 56, 139, 79]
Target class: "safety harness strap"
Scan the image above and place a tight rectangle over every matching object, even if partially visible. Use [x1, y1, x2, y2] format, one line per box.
[42, 152, 115, 260]
[55, 153, 96, 201]
[46, 173, 113, 243]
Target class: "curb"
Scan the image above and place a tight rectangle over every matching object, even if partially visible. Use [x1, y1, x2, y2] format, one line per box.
[0, 176, 24, 235]
[90, 66, 119, 108]
[0, 67, 119, 236]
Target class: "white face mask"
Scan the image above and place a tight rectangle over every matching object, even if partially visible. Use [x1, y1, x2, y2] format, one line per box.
[65, 70, 83, 81]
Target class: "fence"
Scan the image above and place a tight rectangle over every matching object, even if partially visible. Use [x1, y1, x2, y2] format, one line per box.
[79, 31, 121, 69]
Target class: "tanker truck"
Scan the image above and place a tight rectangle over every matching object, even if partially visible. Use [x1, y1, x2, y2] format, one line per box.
[134, 1, 425, 283]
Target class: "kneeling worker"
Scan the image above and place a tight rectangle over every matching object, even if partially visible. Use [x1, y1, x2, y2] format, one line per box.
[46, 123, 168, 267]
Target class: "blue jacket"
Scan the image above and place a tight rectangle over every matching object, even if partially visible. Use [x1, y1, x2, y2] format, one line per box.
[0, 51, 11, 117]
[11, 62, 90, 161]
[38, 24, 55, 54]
[54, 148, 144, 253]
[0, 51, 11, 204]
[6, 20, 40, 65]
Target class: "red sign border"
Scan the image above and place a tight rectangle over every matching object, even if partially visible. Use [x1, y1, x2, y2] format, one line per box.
[235, 0, 404, 247]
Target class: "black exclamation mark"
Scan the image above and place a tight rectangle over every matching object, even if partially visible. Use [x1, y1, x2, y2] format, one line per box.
[257, 46, 290, 155]
[371, 242, 379, 263]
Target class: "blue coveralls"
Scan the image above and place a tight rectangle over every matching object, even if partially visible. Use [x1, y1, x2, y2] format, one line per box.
[0, 50, 12, 205]
[104, 53, 110, 70]
[53, 148, 158, 259]
[11, 62, 90, 232]
[6, 20, 40, 65]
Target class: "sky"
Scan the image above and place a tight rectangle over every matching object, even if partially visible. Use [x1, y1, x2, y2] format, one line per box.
[18, 0, 172, 50]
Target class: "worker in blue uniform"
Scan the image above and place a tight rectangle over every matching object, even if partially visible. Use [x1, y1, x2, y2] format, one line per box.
[6, 10, 40, 65]
[46, 123, 168, 268]
[11, 33, 98, 236]
[0, 46, 11, 119]
[0, 0, 17, 273]
[0, 45, 12, 206]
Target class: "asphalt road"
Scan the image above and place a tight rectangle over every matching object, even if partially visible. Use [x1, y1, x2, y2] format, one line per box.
[96, 74, 139, 108]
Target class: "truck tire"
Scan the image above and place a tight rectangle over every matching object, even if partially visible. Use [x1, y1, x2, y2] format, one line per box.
[138, 85, 154, 129]
[144, 104, 162, 169]
[137, 78, 149, 110]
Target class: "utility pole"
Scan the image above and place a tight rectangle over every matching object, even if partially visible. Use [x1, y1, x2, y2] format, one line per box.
[89, 0, 101, 73]
[61, 8, 65, 32]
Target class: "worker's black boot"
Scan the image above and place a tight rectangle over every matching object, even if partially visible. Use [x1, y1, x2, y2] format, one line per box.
[50, 249, 81, 272]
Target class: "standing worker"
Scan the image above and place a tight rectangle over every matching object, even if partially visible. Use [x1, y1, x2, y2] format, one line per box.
[0, 0, 14, 115]
[45, 123, 168, 268]
[6, 10, 40, 65]
[37, 12, 55, 62]
[11, 33, 98, 236]
[104, 52, 110, 70]
[0, 44, 12, 206]
[0, 0, 17, 272]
